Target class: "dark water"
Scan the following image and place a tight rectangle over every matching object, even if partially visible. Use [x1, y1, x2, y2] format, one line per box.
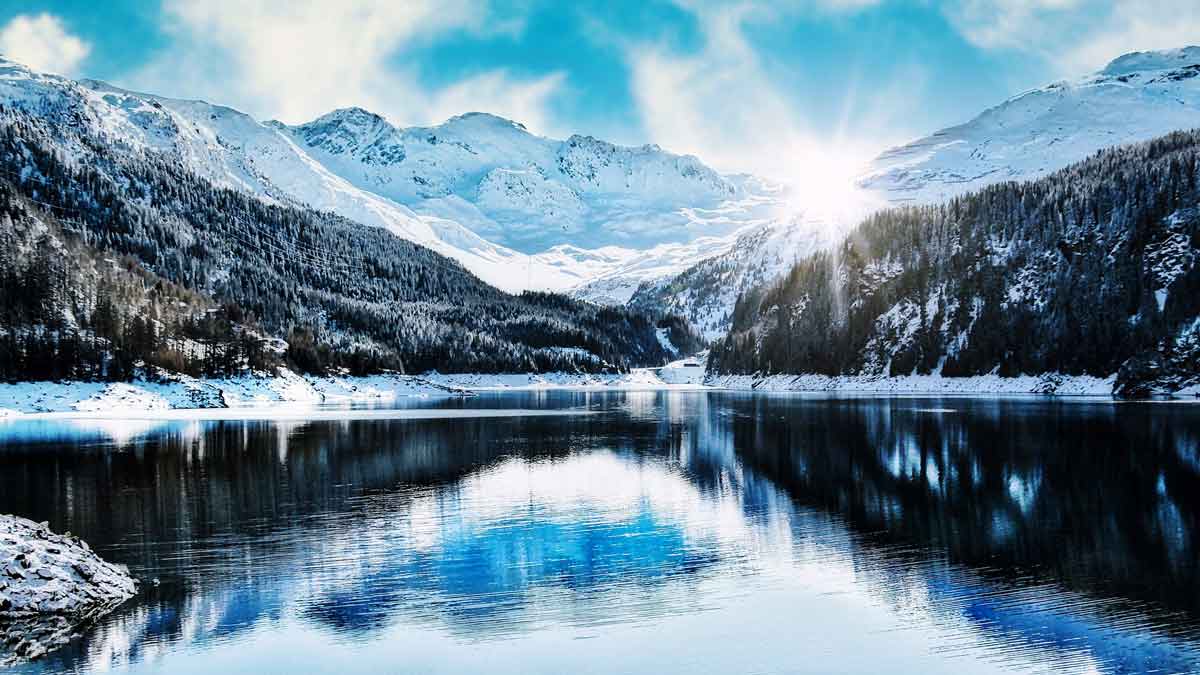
[1, 391, 1199, 674]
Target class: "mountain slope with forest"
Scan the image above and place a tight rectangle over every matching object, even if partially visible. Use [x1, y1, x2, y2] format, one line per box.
[0, 107, 677, 379]
[708, 131, 1200, 397]
[0, 57, 777, 297]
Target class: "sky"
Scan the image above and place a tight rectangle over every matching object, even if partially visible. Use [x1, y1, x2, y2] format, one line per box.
[0, 0, 1197, 182]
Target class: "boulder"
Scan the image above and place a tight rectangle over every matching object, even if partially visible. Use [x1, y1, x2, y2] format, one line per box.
[0, 515, 138, 666]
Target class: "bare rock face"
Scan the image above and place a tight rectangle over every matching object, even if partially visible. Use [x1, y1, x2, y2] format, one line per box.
[0, 515, 138, 665]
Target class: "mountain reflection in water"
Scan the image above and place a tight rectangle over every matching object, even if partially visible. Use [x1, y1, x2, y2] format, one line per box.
[0, 392, 1197, 674]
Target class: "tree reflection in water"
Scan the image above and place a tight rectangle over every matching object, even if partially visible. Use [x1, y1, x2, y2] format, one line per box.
[0, 392, 1197, 673]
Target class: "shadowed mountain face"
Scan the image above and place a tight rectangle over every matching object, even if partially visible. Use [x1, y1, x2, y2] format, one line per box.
[1, 392, 1198, 672]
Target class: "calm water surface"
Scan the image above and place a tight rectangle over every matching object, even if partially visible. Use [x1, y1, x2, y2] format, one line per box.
[1, 391, 1199, 674]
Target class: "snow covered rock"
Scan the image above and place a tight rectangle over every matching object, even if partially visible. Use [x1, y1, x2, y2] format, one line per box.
[0, 516, 137, 665]
[1115, 318, 1200, 398]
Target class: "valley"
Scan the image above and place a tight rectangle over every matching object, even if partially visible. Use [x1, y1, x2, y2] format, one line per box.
[1, 48, 1199, 400]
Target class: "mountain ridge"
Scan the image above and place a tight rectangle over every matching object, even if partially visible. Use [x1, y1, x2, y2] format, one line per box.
[0, 56, 762, 297]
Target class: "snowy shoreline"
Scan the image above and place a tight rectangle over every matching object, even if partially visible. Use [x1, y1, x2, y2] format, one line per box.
[0, 369, 475, 417]
[421, 369, 705, 391]
[707, 372, 1133, 396]
[7, 368, 1198, 419]
[0, 368, 710, 418]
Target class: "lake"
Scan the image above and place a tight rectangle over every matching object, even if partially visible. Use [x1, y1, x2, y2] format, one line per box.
[2, 391, 1199, 674]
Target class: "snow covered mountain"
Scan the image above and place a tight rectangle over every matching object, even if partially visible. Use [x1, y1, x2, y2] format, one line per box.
[282, 108, 741, 252]
[279, 104, 788, 298]
[4, 46, 1197, 339]
[860, 46, 1200, 204]
[646, 46, 1200, 338]
[0, 57, 767, 296]
[0, 58, 528, 285]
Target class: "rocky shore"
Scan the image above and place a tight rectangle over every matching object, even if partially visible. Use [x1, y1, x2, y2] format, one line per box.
[1, 516, 138, 665]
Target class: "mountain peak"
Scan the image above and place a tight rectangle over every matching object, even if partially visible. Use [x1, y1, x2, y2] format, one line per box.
[309, 106, 391, 129]
[289, 106, 404, 164]
[437, 111, 529, 134]
[0, 55, 37, 74]
[1101, 46, 1200, 77]
[0, 56, 64, 85]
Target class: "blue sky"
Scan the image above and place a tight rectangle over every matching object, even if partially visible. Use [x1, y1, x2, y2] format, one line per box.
[0, 1, 1197, 179]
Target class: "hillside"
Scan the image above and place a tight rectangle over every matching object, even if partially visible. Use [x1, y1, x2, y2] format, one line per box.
[861, 47, 1200, 204]
[708, 131, 1200, 397]
[0, 108, 677, 378]
[0, 57, 773, 296]
[648, 47, 1200, 338]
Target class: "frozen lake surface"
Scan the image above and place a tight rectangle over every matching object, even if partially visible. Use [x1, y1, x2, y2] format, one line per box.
[1, 391, 1199, 673]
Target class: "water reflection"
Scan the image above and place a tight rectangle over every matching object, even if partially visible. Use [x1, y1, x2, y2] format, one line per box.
[711, 395, 1200, 613]
[0, 393, 1198, 673]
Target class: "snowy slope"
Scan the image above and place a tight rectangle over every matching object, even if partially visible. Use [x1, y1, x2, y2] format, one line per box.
[283, 109, 741, 252]
[0, 62, 442, 247]
[860, 47, 1200, 204]
[569, 173, 792, 305]
[629, 212, 838, 339]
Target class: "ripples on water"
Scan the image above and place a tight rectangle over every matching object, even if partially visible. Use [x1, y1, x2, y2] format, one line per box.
[0, 392, 1198, 673]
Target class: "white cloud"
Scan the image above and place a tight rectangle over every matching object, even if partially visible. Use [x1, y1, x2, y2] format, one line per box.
[624, 2, 914, 185]
[1060, 1, 1200, 73]
[421, 70, 567, 134]
[0, 13, 91, 75]
[944, 0, 1200, 75]
[128, 0, 566, 134]
[945, 0, 1081, 52]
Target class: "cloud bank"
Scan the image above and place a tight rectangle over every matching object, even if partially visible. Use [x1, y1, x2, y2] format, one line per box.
[0, 13, 91, 76]
[945, 0, 1200, 76]
[128, 0, 567, 133]
[623, 1, 914, 183]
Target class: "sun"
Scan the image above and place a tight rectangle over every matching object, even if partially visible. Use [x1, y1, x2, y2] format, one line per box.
[777, 142, 878, 226]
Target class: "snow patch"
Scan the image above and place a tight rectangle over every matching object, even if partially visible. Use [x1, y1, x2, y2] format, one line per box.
[422, 370, 705, 391]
